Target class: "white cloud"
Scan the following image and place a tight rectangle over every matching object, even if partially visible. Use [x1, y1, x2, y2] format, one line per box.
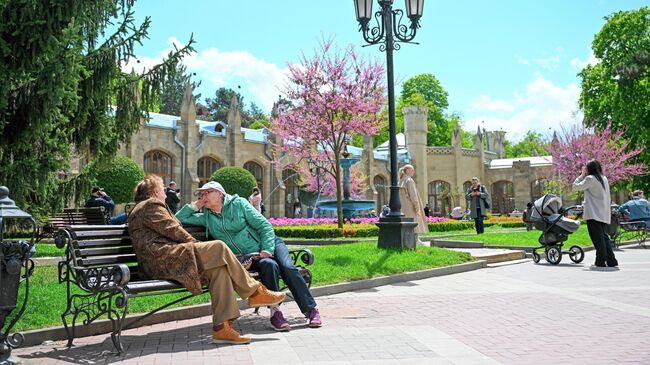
[470, 95, 515, 113]
[517, 54, 561, 71]
[464, 75, 582, 142]
[570, 52, 599, 69]
[122, 37, 290, 112]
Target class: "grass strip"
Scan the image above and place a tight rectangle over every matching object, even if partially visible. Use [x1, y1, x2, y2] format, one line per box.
[437, 225, 593, 247]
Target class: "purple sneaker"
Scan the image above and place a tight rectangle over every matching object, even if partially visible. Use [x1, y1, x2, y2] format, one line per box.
[270, 310, 290, 332]
[307, 308, 322, 328]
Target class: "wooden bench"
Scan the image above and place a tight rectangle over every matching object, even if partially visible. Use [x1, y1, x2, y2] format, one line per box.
[55, 224, 314, 353]
[39, 207, 108, 242]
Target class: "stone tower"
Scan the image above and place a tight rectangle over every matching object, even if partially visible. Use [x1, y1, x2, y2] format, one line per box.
[403, 105, 428, 204]
[179, 85, 199, 204]
[226, 95, 242, 166]
[485, 130, 507, 158]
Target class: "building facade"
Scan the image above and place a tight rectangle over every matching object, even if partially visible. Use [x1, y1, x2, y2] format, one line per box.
[118, 88, 576, 218]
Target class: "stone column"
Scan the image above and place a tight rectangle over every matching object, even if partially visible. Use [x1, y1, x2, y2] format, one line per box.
[225, 96, 242, 167]
[403, 105, 429, 204]
[179, 85, 199, 204]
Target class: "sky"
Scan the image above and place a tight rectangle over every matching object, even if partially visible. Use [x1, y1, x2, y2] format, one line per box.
[123, 0, 648, 142]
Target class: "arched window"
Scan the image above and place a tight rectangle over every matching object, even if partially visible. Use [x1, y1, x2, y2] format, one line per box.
[491, 180, 515, 215]
[531, 178, 547, 202]
[283, 169, 300, 218]
[244, 161, 264, 196]
[197, 157, 222, 186]
[428, 180, 451, 217]
[463, 180, 472, 209]
[144, 150, 173, 185]
[373, 175, 388, 209]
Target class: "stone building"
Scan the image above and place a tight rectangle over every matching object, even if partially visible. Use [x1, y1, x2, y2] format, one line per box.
[118, 88, 568, 218]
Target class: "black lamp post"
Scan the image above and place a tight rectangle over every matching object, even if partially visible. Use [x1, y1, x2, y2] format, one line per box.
[354, 0, 424, 249]
[0, 186, 36, 365]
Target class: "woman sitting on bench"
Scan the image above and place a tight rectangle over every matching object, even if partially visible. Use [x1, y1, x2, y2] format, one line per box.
[128, 175, 286, 345]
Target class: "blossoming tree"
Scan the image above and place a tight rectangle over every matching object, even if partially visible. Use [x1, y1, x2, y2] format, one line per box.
[549, 122, 645, 191]
[272, 39, 385, 228]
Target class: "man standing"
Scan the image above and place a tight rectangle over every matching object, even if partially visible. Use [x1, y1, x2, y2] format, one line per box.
[165, 181, 181, 213]
[465, 177, 489, 234]
[176, 181, 322, 332]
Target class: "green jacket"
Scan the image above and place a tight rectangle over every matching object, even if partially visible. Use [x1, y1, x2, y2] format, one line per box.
[176, 194, 276, 254]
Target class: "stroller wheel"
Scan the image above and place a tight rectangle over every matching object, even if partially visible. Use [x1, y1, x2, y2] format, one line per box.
[546, 246, 562, 265]
[532, 250, 541, 263]
[568, 245, 584, 263]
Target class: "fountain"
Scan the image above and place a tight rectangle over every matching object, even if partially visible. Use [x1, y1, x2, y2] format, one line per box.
[315, 153, 376, 219]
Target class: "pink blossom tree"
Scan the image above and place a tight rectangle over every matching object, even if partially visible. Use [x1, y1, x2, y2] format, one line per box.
[298, 163, 368, 200]
[549, 122, 645, 190]
[272, 38, 385, 228]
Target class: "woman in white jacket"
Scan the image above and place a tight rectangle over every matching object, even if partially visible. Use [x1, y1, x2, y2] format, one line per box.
[572, 160, 618, 269]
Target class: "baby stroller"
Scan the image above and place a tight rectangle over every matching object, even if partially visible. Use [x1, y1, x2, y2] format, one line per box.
[530, 194, 585, 265]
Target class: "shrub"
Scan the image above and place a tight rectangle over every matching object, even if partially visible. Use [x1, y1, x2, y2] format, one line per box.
[93, 156, 144, 204]
[497, 221, 525, 228]
[210, 167, 257, 198]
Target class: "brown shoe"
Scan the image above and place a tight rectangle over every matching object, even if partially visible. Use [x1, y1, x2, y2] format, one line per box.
[247, 285, 286, 307]
[212, 321, 251, 345]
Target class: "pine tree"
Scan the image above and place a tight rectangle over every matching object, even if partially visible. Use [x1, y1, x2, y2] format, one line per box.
[0, 0, 195, 217]
[159, 60, 201, 115]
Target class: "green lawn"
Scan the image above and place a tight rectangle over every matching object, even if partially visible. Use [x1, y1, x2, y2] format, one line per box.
[437, 225, 593, 247]
[10, 241, 472, 332]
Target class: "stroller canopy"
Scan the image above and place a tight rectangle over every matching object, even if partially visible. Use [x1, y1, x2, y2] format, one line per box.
[531, 194, 580, 233]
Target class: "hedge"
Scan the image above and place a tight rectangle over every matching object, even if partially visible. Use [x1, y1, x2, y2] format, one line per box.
[93, 156, 144, 204]
[210, 166, 257, 198]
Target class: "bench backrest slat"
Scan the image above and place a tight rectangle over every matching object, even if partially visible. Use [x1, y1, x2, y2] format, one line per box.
[76, 247, 135, 257]
[74, 238, 132, 249]
[78, 255, 137, 266]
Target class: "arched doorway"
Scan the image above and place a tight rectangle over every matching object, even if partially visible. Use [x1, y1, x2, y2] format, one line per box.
[462, 180, 472, 209]
[144, 150, 173, 185]
[244, 161, 264, 195]
[491, 180, 515, 215]
[197, 156, 222, 186]
[428, 180, 451, 217]
[531, 178, 547, 202]
[283, 169, 300, 218]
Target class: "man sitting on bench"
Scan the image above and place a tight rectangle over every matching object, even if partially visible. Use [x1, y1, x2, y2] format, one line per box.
[618, 190, 650, 228]
[128, 175, 286, 344]
[85, 186, 128, 224]
[177, 181, 322, 332]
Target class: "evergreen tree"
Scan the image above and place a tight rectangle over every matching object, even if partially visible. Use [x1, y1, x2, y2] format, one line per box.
[159, 60, 201, 115]
[205, 87, 245, 122]
[0, 0, 194, 217]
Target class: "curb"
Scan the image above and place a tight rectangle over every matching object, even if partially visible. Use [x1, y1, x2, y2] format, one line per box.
[18, 260, 485, 347]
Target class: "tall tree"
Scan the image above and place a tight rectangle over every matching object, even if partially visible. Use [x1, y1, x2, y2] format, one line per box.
[504, 131, 549, 158]
[549, 122, 644, 190]
[0, 0, 194, 217]
[159, 60, 201, 115]
[401, 73, 451, 146]
[272, 38, 385, 228]
[204, 87, 245, 122]
[579, 7, 650, 188]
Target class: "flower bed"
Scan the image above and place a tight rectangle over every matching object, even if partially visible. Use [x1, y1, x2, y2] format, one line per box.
[268, 216, 449, 226]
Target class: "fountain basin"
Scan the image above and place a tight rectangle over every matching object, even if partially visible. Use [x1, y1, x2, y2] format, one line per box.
[316, 200, 376, 219]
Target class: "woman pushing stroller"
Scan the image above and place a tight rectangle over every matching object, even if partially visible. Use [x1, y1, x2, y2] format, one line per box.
[572, 160, 619, 270]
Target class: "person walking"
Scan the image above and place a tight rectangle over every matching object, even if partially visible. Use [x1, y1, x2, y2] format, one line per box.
[127, 175, 286, 344]
[573, 160, 618, 269]
[176, 181, 322, 332]
[398, 164, 429, 244]
[465, 177, 489, 234]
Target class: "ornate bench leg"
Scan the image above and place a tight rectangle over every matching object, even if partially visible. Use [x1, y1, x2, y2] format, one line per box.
[107, 289, 129, 354]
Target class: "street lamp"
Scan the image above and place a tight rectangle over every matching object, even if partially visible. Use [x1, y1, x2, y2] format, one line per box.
[0, 186, 36, 364]
[354, 0, 424, 249]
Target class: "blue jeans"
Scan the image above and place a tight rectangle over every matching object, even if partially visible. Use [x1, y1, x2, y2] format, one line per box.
[252, 237, 316, 314]
[110, 212, 128, 225]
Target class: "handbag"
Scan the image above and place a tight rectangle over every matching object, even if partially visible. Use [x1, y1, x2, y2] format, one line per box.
[236, 252, 260, 270]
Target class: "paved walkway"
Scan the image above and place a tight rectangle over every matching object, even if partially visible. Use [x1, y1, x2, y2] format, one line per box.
[14, 245, 650, 364]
